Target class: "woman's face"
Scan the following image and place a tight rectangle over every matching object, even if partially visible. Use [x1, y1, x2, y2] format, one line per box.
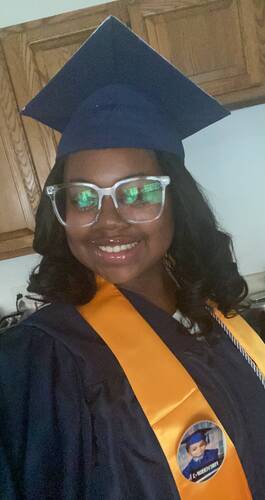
[64, 148, 175, 286]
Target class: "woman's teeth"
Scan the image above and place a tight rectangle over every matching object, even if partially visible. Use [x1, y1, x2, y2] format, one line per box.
[98, 242, 138, 253]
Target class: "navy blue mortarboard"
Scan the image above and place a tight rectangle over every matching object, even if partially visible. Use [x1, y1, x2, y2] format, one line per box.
[21, 16, 230, 160]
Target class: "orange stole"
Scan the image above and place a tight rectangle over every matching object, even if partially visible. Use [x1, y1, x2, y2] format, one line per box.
[78, 279, 252, 499]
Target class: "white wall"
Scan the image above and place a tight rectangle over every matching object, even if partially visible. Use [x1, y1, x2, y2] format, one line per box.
[0, 0, 264, 314]
[184, 103, 265, 277]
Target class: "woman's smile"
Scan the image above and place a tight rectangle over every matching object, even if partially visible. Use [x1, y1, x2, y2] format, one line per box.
[91, 238, 143, 263]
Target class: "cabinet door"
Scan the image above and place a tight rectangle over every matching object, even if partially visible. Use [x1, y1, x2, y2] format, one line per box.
[124, 0, 265, 107]
[0, 44, 40, 260]
[0, 1, 129, 190]
[0, 45, 40, 259]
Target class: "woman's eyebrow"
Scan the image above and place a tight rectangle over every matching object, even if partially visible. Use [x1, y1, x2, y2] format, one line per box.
[67, 177, 93, 182]
[67, 173, 147, 183]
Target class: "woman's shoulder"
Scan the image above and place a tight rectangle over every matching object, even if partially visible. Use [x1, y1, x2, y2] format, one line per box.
[0, 300, 117, 396]
[0, 301, 125, 414]
[0, 304, 71, 375]
[0, 302, 101, 371]
[0, 303, 74, 347]
[0, 304, 94, 469]
[0, 303, 101, 412]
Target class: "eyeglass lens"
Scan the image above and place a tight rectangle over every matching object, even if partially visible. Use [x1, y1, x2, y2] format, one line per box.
[54, 178, 164, 226]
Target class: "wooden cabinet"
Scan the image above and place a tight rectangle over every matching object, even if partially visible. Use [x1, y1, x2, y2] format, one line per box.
[0, 1, 128, 260]
[0, 0, 264, 260]
[124, 0, 265, 107]
[0, 44, 40, 259]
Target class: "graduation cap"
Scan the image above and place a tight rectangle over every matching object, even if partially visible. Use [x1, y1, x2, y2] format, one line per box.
[181, 427, 213, 448]
[21, 16, 230, 160]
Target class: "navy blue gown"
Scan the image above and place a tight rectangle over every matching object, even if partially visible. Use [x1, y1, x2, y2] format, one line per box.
[0, 289, 264, 499]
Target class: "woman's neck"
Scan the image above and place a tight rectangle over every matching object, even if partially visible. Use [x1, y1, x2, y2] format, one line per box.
[120, 262, 178, 315]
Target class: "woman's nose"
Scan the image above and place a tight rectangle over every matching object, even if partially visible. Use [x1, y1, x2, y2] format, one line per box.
[95, 195, 128, 228]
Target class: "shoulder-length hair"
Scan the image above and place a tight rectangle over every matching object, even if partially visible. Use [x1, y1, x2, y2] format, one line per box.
[28, 151, 247, 335]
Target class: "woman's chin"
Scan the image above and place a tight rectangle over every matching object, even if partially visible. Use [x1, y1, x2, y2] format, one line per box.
[96, 266, 141, 286]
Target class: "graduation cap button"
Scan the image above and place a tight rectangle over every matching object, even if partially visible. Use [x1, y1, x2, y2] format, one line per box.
[177, 420, 227, 483]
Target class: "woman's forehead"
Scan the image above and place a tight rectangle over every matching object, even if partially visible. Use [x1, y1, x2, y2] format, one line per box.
[64, 148, 162, 184]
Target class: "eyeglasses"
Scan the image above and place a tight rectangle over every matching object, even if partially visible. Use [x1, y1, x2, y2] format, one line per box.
[46, 175, 171, 228]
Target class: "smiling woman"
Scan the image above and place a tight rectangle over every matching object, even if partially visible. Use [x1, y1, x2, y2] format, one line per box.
[30, 147, 247, 330]
[0, 16, 264, 500]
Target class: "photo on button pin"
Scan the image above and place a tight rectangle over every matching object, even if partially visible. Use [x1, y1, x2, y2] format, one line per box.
[177, 421, 226, 483]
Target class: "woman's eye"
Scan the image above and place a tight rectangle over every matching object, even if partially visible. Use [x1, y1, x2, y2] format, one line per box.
[72, 190, 98, 209]
[122, 187, 139, 204]
[141, 182, 162, 203]
[121, 182, 162, 205]
[142, 190, 162, 204]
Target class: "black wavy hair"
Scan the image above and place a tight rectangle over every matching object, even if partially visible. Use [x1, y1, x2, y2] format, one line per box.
[28, 151, 248, 335]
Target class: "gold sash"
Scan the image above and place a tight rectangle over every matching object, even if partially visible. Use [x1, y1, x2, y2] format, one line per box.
[212, 308, 265, 380]
[78, 278, 255, 499]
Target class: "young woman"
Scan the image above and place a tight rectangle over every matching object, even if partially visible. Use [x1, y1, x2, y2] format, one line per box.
[0, 16, 264, 500]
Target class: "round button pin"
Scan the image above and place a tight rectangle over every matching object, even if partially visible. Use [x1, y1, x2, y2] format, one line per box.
[177, 420, 227, 483]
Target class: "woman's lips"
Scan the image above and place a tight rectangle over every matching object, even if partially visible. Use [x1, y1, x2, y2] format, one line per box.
[92, 240, 142, 263]
[98, 241, 138, 253]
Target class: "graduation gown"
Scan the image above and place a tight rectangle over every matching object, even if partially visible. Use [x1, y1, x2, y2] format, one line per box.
[0, 289, 264, 500]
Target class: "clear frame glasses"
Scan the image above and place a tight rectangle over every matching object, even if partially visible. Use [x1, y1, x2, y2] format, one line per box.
[46, 175, 171, 228]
